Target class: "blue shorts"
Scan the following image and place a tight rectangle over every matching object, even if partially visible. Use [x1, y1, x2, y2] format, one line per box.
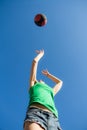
[24, 107, 62, 130]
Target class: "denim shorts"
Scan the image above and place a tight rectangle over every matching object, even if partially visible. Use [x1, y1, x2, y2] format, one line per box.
[24, 107, 62, 130]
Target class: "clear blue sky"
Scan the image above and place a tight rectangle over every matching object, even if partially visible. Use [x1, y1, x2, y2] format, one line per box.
[0, 0, 87, 130]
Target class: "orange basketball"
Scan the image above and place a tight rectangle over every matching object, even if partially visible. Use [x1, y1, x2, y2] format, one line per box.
[34, 14, 47, 27]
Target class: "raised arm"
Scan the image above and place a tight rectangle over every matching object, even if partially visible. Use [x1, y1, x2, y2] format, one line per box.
[29, 50, 44, 88]
[42, 69, 63, 95]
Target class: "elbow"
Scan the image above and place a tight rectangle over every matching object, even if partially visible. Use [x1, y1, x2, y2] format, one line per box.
[33, 59, 37, 63]
[57, 80, 63, 85]
[59, 80, 63, 88]
[61, 80, 63, 87]
[61, 81, 63, 85]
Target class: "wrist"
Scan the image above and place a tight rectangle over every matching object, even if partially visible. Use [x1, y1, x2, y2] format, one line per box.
[47, 73, 50, 77]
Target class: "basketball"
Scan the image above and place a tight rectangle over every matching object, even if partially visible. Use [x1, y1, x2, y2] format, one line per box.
[34, 14, 47, 27]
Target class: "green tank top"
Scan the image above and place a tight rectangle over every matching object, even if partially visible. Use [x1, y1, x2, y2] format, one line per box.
[29, 82, 58, 117]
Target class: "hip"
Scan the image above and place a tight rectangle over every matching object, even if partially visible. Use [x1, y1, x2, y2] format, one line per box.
[24, 107, 62, 130]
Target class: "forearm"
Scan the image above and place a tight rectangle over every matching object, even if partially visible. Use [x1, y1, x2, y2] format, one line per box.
[32, 54, 42, 80]
[29, 50, 44, 86]
[30, 60, 38, 81]
[47, 73, 62, 84]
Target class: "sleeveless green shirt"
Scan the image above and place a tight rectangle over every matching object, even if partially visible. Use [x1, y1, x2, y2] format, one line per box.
[29, 82, 58, 117]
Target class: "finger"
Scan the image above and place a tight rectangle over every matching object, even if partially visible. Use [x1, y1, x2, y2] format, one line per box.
[36, 50, 40, 53]
[35, 50, 38, 53]
[42, 70, 45, 73]
[42, 49, 44, 53]
[41, 70, 46, 74]
[42, 70, 46, 73]
[45, 68, 48, 71]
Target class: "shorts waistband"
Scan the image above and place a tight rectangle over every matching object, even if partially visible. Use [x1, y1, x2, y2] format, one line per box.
[28, 107, 56, 118]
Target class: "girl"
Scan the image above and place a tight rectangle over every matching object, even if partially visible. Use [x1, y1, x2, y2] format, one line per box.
[24, 50, 63, 130]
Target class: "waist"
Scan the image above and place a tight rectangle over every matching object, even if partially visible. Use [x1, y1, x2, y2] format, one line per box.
[29, 103, 52, 113]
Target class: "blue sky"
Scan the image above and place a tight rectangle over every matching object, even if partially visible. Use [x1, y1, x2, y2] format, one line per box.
[0, 0, 87, 130]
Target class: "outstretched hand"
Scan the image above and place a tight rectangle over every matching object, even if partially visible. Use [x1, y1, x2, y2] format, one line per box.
[42, 69, 50, 76]
[36, 49, 44, 56]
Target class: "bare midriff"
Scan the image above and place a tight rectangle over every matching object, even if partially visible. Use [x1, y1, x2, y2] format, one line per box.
[30, 103, 52, 113]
